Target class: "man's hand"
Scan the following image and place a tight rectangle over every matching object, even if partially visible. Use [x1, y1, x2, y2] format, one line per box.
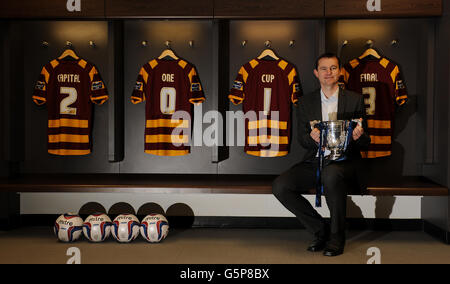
[310, 128, 321, 143]
[352, 118, 364, 141]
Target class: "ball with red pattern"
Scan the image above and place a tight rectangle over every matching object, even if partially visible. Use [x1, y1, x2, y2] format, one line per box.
[54, 213, 83, 242]
[82, 213, 112, 242]
[140, 214, 169, 243]
[111, 214, 140, 243]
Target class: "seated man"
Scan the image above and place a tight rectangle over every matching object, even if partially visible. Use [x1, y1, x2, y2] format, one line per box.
[272, 53, 370, 257]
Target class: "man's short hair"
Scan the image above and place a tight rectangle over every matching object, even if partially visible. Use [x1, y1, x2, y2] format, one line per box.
[315, 53, 341, 70]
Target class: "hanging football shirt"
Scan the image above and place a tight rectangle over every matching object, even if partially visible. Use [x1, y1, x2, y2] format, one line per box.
[32, 57, 108, 155]
[229, 57, 302, 157]
[131, 58, 205, 156]
[340, 56, 408, 158]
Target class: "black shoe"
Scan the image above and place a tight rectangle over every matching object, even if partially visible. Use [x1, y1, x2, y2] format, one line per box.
[322, 242, 344, 257]
[307, 237, 327, 252]
[307, 223, 330, 252]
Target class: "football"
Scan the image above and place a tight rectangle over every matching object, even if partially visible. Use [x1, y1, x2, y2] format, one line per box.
[140, 214, 170, 243]
[82, 213, 112, 242]
[54, 213, 84, 242]
[111, 214, 140, 243]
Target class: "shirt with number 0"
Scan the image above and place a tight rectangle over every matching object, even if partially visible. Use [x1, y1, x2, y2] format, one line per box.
[131, 58, 205, 156]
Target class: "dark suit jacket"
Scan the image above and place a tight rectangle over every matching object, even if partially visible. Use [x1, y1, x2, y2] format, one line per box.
[297, 88, 371, 162]
[296, 88, 371, 193]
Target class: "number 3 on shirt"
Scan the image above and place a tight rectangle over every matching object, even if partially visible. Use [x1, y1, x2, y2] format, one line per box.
[60, 87, 77, 115]
[362, 87, 376, 115]
[160, 87, 176, 114]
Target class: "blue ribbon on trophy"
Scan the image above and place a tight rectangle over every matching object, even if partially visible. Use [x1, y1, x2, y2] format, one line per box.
[313, 119, 361, 207]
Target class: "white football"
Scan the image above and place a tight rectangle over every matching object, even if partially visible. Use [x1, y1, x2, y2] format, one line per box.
[111, 214, 140, 243]
[82, 213, 112, 242]
[54, 213, 83, 242]
[140, 214, 169, 243]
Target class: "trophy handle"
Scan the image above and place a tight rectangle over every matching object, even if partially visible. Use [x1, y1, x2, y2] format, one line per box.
[351, 118, 362, 127]
[310, 120, 321, 130]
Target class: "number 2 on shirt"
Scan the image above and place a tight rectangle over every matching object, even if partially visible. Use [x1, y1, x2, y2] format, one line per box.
[60, 87, 77, 115]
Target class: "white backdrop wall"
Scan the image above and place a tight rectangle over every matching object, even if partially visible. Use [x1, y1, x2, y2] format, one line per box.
[20, 193, 422, 219]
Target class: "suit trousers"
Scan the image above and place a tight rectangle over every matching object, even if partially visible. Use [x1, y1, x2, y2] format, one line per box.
[272, 158, 359, 244]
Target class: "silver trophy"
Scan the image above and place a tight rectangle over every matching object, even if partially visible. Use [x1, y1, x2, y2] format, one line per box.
[322, 120, 351, 160]
[311, 119, 361, 161]
[312, 119, 361, 207]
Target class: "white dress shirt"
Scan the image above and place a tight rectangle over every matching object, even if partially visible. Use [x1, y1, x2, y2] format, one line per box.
[321, 88, 339, 122]
[316, 88, 339, 157]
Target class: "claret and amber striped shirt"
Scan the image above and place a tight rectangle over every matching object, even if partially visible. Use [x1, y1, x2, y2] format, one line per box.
[131, 58, 205, 156]
[32, 57, 108, 156]
[340, 56, 408, 158]
[229, 57, 302, 157]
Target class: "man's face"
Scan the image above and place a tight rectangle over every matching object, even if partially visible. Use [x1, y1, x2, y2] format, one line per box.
[313, 57, 340, 88]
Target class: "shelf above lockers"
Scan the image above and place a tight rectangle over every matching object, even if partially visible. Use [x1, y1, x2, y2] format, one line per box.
[213, 0, 323, 19]
[0, 0, 105, 19]
[0, 0, 443, 19]
[105, 0, 214, 19]
[325, 0, 443, 18]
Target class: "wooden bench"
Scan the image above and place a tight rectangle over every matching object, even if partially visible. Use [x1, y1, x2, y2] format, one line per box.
[0, 174, 447, 196]
[1, 174, 448, 241]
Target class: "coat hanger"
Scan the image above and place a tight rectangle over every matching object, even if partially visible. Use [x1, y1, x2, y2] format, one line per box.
[158, 48, 179, 60]
[158, 41, 179, 60]
[358, 48, 381, 60]
[257, 48, 279, 60]
[58, 42, 79, 60]
[58, 49, 79, 60]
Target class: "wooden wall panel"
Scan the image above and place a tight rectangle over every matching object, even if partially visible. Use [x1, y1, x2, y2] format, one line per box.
[326, 18, 435, 179]
[0, 23, 5, 163]
[326, 0, 442, 18]
[120, 20, 216, 174]
[218, 20, 322, 175]
[0, 0, 444, 19]
[214, 0, 323, 19]
[0, 0, 105, 18]
[105, 0, 213, 18]
[19, 21, 119, 174]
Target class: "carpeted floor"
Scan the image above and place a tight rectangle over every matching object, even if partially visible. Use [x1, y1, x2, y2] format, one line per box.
[0, 227, 449, 264]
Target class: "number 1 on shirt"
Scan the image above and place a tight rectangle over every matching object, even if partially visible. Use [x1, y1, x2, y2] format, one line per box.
[264, 88, 272, 115]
